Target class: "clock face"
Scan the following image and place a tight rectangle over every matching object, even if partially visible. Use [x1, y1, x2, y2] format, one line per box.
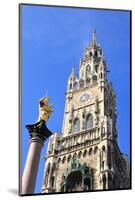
[78, 92, 93, 106]
[80, 94, 90, 102]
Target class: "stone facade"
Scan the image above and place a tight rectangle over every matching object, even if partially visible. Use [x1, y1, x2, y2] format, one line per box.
[41, 31, 130, 193]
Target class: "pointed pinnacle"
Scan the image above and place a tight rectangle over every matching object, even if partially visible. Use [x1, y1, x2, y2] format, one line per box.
[89, 29, 97, 47]
[92, 29, 97, 46]
[71, 67, 75, 76]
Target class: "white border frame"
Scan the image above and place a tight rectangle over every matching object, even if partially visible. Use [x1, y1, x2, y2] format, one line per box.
[0, 1, 134, 200]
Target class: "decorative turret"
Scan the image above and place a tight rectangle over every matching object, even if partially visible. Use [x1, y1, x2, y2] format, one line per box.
[67, 67, 78, 92]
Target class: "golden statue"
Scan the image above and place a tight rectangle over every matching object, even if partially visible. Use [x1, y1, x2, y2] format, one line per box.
[38, 96, 53, 122]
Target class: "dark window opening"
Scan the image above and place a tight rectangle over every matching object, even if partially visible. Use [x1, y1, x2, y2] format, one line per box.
[78, 151, 82, 158]
[102, 161, 104, 170]
[83, 150, 87, 157]
[62, 156, 66, 164]
[95, 65, 99, 73]
[84, 177, 91, 191]
[94, 146, 98, 154]
[103, 174, 106, 189]
[90, 51, 92, 57]
[65, 171, 82, 192]
[89, 148, 93, 155]
[95, 51, 98, 57]
[67, 155, 71, 162]
[86, 77, 91, 84]
[93, 75, 97, 83]
[101, 73, 103, 79]
[108, 146, 111, 169]
[50, 176, 55, 188]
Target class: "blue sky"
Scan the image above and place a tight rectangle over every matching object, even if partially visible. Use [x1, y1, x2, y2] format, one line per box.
[21, 5, 130, 194]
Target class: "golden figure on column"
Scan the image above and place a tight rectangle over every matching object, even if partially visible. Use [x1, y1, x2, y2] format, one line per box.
[38, 96, 53, 122]
[22, 95, 53, 195]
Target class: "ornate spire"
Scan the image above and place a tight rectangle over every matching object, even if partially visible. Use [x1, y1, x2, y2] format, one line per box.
[91, 29, 97, 46]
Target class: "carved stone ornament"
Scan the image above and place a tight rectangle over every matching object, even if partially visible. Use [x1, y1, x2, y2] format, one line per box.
[26, 120, 52, 141]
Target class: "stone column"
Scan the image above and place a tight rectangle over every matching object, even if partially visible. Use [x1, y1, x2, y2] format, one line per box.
[22, 120, 52, 195]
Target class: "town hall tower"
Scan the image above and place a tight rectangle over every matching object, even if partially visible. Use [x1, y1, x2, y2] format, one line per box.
[42, 31, 130, 193]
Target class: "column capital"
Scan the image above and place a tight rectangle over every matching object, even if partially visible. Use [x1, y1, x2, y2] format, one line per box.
[26, 120, 52, 142]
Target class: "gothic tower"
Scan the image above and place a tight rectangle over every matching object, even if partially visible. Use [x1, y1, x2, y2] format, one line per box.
[42, 31, 130, 193]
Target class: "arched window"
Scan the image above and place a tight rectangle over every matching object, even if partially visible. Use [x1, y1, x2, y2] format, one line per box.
[94, 146, 98, 154]
[84, 177, 91, 191]
[90, 51, 92, 57]
[86, 114, 93, 129]
[86, 77, 91, 84]
[67, 154, 72, 162]
[102, 145, 106, 151]
[78, 151, 82, 158]
[95, 50, 98, 57]
[73, 153, 77, 160]
[83, 149, 87, 157]
[95, 65, 99, 73]
[92, 75, 97, 84]
[102, 146, 106, 170]
[73, 118, 80, 133]
[62, 156, 66, 164]
[89, 148, 93, 156]
[74, 81, 78, 89]
[57, 158, 61, 164]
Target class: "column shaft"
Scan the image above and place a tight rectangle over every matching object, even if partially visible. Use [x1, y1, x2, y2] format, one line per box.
[22, 137, 43, 194]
